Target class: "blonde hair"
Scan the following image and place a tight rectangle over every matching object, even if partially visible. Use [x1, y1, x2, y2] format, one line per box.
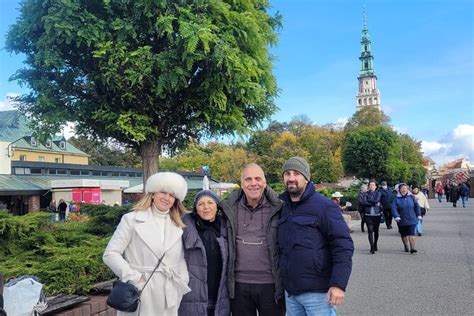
[132, 193, 187, 228]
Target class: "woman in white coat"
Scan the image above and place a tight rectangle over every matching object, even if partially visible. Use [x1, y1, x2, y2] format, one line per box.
[103, 172, 191, 315]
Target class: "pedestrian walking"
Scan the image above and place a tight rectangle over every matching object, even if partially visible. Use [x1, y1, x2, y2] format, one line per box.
[378, 181, 395, 229]
[103, 172, 190, 316]
[179, 190, 230, 316]
[357, 185, 368, 233]
[458, 182, 469, 208]
[392, 183, 422, 253]
[435, 181, 444, 202]
[361, 181, 383, 254]
[411, 185, 430, 236]
[450, 183, 460, 207]
[221, 163, 285, 316]
[444, 183, 451, 202]
[278, 157, 354, 316]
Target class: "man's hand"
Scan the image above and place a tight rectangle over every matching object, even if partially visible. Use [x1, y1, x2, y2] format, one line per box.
[327, 286, 345, 306]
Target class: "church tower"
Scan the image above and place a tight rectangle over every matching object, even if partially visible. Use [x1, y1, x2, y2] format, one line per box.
[356, 10, 381, 110]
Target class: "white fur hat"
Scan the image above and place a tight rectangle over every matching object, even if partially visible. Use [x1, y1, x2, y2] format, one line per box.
[331, 191, 344, 198]
[145, 172, 188, 201]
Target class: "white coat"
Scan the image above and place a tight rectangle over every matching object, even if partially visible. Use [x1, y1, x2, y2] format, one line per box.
[103, 208, 191, 316]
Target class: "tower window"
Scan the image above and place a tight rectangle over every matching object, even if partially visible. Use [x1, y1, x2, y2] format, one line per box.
[358, 99, 361, 105]
[364, 62, 369, 69]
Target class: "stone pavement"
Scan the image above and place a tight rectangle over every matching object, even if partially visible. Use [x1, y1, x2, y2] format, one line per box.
[338, 198, 474, 315]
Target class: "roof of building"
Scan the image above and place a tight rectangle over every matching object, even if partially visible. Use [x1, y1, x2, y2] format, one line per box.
[0, 110, 88, 156]
[0, 174, 142, 195]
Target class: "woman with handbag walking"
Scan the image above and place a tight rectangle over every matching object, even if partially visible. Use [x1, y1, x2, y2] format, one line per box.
[179, 190, 230, 316]
[103, 172, 191, 315]
[361, 180, 383, 254]
[412, 185, 430, 236]
[392, 183, 422, 254]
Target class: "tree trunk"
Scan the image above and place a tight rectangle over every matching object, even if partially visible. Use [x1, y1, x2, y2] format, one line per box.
[140, 140, 161, 188]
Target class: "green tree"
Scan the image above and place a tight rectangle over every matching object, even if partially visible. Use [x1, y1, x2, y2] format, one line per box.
[344, 106, 391, 133]
[68, 136, 141, 167]
[342, 126, 398, 181]
[6, 0, 281, 181]
[210, 145, 256, 182]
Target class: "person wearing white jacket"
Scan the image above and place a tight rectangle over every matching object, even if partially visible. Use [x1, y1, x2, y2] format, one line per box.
[412, 185, 430, 236]
[103, 172, 191, 315]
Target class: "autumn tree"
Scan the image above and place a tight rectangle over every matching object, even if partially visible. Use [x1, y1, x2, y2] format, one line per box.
[6, 0, 281, 181]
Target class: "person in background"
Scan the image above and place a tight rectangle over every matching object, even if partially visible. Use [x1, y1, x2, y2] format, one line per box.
[444, 182, 451, 203]
[392, 183, 422, 254]
[411, 185, 430, 236]
[103, 172, 190, 316]
[361, 181, 383, 254]
[435, 181, 444, 203]
[57, 199, 67, 222]
[450, 183, 459, 207]
[179, 190, 230, 316]
[357, 184, 368, 233]
[331, 192, 353, 233]
[458, 182, 470, 208]
[221, 163, 285, 316]
[378, 181, 395, 229]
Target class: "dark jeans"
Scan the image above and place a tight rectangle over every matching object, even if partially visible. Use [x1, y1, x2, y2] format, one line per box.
[382, 207, 392, 228]
[230, 282, 285, 316]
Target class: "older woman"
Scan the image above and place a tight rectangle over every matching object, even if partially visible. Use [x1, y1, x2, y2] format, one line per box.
[392, 183, 422, 253]
[179, 190, 230, 316]
[103, 172, 191, 316]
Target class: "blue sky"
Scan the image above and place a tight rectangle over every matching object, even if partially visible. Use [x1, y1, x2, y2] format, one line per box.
[1, 0, 473, 165]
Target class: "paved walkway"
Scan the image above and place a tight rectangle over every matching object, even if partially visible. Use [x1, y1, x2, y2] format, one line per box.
[338, 198, 474, 315]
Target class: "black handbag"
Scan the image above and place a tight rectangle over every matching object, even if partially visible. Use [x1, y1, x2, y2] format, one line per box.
[107, 252, 166, 312]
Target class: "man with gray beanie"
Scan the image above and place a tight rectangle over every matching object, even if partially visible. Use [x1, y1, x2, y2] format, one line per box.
[278, 157, 354, 315]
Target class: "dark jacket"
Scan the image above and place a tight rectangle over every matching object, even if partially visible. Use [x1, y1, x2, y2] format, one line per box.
[391, 193, 421, 226]
[458, 184, 469, 197]
[278, 183, 354, 295]
[379, 187, 395, 209]
[361, 190, 382, 215]
[179, 213, 230, 316]
[221, 187, 283, 301]
[450, 185, 459, 201]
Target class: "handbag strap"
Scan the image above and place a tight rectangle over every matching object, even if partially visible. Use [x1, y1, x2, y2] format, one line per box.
[139, 251, 166, 296]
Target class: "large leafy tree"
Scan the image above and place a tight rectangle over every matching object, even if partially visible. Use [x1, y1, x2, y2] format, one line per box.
[342, 126, 398, 181]
[344, 106, 391, 133]
[6, 0, 281, 181]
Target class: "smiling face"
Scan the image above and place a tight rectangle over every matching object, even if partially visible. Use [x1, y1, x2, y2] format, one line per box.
[241, 164, 267, 207]
[152, 191, 176, 212]
[283, 169, 308, 201]
[196, 196, 218, 222]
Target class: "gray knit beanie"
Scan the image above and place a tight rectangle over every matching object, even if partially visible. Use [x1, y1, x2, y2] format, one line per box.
[193, 190, 221, 212]
[282, 156, 311, 181]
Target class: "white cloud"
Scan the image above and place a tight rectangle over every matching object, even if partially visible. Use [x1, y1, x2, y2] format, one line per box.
[422, 124, 474, 165]
[0, 93, 20, 111]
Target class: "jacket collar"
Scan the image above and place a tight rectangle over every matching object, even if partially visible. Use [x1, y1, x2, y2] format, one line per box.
[133, 208, 183, 260]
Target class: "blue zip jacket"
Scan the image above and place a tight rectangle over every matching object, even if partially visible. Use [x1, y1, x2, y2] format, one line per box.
[278, 183, 354, 295]
[391, 193, 421, 226]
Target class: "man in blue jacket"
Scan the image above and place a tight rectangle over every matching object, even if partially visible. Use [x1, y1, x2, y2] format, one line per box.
[278, 157, 354, 315]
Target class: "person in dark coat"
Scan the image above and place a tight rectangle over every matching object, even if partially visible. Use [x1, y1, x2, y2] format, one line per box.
[179, 190, 230, 316]
[361, 180, 383, 254]
[458, 182, 470, 207]
[57, 199, 67, 222]
[279, 157, 354, 315]
[444, 183, 451, 202]
[450, 183, 460, 207]
[378, 181, 395, 229]
[392, 183, 422, 253]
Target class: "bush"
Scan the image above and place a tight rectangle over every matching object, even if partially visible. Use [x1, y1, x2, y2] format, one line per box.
[0, 210, 117, 295]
